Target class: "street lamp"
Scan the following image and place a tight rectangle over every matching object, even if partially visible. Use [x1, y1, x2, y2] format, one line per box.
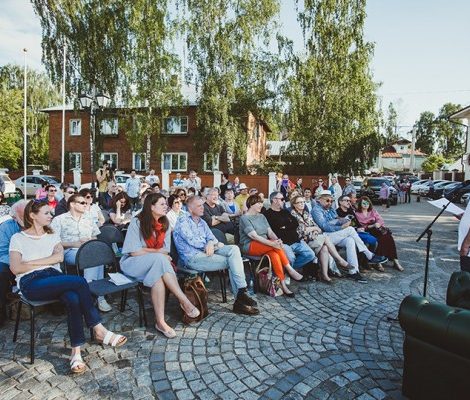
[79, 90, 110, 188]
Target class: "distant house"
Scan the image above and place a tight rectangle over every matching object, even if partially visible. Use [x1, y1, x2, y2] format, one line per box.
[42, 105, 269, 176]
[374, 138, 427, 172]
[449, 105, 470, 180]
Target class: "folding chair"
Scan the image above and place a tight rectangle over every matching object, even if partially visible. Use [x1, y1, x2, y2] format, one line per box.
[76, 240, 147, 327]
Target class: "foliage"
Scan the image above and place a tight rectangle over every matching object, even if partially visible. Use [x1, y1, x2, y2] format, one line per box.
[286, 0, 381, 174]
[435, 103, 465, 159]
[384, 102, 399, 144]
[0, 64, 60, 169]
[421, 154, 450, 173]
[414, 111, 435, 155]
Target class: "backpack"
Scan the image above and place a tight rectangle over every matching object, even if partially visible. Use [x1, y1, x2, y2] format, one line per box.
[182, 275, 209, 324]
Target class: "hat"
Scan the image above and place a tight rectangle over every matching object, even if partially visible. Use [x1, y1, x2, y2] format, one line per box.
[319, 190, 333, 197]
[239, 183, 248, 190]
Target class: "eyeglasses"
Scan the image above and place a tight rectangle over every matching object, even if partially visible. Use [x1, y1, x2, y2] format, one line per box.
[48, 189, 57, 192]
[323, 199, 333, 203]
[75, 201, 86, 205]
[66, 190, 76, 194]
[173, 201, 181, 205]
[295, 201, 305, 204]
[341, 198, 351, 202]
[85, 195, 92, 199]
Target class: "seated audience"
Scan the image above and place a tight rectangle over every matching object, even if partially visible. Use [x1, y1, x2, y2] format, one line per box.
[52, 194, 111, 312]
[219, 173, 232, 199]
[55, 184, 77, 217]
[35, 182, 47, 199]
[172, 172, 184, 187]
[120, 193, 200, 338]
[0, 200, 27, 326]
[79, 188, 105, 228]
[355, 196, 403, 271]
[202, 188, 236, 237]
[221, 188, 241, 217]
[312, 190, 387, 283]
[167, 194, 187, 231]
[101, 181, 118, 210]
[145, 169, 160, 186]
[303, 188, 315, 212]
[42, 184, 58, 213]
[342, 177, 356, 197]
[239, 194, 301, 297]
[109, 192, 132, 228]
[173, 195, 259, 315]
[234, 183, 249, 212]
[290, 194, 352, 283]
[264, 191, 317, 273]
[9, 200, 126, 373]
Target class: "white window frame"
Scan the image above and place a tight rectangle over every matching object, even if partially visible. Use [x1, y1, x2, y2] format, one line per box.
[203, 153, 220, 172]
[163, 116, 188, 134]
[69, 119, 81, 136]
[100, 118, 119, 135]
[99, 152, 118, 169]
[132, 152, 146, 171]
[69, 152, 82, 169]
[161, 152, 187, 172]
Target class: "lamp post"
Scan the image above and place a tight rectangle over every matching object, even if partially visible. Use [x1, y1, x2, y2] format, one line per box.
[79, 90, 110, 189]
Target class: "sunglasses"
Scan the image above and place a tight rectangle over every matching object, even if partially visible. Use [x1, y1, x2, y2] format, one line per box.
[324, 199, 333, 203]
[66, 191, 76, 194]
[49, 189, 57, 192]
[85, 195, 93, 199]
[295, 201, 305, 204]
[75, 201, 86, 205]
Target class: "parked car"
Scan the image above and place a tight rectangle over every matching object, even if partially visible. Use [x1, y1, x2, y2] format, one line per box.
[15, 175, 61, 197]
[444, 180, 470, 203]
[0, 173, 18, 196]
[432, 181, 461, 200]
[80, 173, 146, 191]
[461, 192, 470, 206]
[353, 179, 363, 193]
[360, 177, 398, 205]
[419, 181, 456, 197]
[411, 180, 445, 195]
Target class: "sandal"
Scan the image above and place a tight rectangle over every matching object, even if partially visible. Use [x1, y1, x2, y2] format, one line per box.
[181, 304, 200, 319]
[70, 353, 86, 375]
[393, 261, 404, 272]
[100, 330, 127, 347]
[373, 264, 385, 272]
[155, 324, 177, 338]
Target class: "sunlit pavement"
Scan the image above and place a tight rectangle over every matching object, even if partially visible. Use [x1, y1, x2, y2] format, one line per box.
[0, 197, 462, 399]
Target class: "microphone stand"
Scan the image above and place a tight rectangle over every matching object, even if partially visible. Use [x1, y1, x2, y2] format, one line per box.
[387, 192, 460, 322]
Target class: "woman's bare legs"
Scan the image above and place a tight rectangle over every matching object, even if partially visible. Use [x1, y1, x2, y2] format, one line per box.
[285, 264, 303, 281]
[318, 246, 332, 281]
[150, 278, 171, 332]
[161, 272, 197, 314]
[323, 237, 349, 267]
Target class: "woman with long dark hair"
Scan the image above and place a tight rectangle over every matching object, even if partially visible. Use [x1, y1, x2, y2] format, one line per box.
[109, 192, 132, 227]
[120, 193, 199, 338]
[9, 200, 126, 374]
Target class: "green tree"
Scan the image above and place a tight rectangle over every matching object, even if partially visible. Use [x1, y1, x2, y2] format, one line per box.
[0, 64, 60, 168]
[421, 154, 449, 173]
[286, 0, 381, 174]
[384, 102, 399, 144]
[183, 0, 282, 172]
[435, 103, 465, 159]
[414, 111, 435, 155]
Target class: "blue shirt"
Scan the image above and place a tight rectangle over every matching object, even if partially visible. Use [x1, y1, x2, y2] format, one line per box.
[125, 177, 141, 198]
[173, 214, 217, 265]
[311, 203, 343, 232]
[0, 219, 21, 264]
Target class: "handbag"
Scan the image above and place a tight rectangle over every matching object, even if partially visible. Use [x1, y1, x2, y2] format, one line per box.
[182, 275, 209, 324]
[368, 225, 392, 237]
[255, 255, 282, 297]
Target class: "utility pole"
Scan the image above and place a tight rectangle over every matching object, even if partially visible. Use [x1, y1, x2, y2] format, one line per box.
[410, 126, 417, 174]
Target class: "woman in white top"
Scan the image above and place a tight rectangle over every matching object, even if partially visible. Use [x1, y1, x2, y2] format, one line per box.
[9, 199, 127, 374]
[166, 194, 187, 230]
[79, 188, 105, 227]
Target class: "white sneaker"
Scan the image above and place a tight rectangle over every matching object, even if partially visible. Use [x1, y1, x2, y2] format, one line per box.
[97, 297, 112, 312]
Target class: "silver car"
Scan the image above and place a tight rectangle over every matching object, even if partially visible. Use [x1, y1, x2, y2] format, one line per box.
[15, 175, 61, 197]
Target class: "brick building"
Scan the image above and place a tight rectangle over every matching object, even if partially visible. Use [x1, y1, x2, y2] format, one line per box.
[43, 104, 269, 176]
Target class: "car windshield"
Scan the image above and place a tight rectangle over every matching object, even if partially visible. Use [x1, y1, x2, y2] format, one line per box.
[43, 176, 59, 184]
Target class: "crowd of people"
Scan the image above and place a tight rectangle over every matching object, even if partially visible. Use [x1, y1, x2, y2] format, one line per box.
[0, 165, 405, 374]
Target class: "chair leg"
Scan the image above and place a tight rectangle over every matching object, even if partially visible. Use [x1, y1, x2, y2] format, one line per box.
[120, 290, 128, 312]
[90, 328, 94, 341]
[251, 261, 258, 294]
[30, 306, 35, 364]
[219, 270, 227, 303]
[13, 301, 22, 342]
[137, 286, 147, 328]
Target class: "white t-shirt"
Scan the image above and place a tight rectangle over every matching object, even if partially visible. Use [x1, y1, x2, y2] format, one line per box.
[458, 201, 470, 255]
[9, 231, 62, 286]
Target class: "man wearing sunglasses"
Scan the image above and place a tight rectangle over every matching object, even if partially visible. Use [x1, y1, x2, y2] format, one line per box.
[51, 194, 111, 312]
[312, 190, 387, 283]
[55, 184, 77, 217]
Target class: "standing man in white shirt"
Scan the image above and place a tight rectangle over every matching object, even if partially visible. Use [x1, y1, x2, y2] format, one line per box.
[184, 170, 201, 192]
[125, 169, 141, 211]
[145, 169, 160, 187]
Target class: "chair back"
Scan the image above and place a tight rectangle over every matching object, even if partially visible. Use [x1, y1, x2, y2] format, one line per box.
[98, 225, 124, 245]
[170, 232, 180, 265]
[76, 240, 117, 271]
[100, 209, 110, 224]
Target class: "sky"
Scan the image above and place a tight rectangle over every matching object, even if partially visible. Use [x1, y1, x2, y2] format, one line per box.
[1, 0, 470, 137]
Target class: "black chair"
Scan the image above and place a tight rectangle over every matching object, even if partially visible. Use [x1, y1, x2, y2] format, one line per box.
[97, 225, 124, 246]
[13, 295, 61, 364]
[75, 240, 147, 327]
[100, 209, 110, 224]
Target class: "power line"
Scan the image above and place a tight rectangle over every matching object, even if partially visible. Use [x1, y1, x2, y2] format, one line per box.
[381, 89, 470, 96]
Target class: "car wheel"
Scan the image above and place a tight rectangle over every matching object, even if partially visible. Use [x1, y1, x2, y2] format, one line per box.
[16, 189, 23, 197]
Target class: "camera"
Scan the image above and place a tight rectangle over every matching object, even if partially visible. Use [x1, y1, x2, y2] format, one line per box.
[346, 215, 353, 220]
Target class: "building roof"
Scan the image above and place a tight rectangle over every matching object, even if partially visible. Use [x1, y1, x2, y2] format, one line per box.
[401, 149, 427, 156]
[266, 140, 291, 156]
[449, 104, 470, 120]
[381, 152, 402, 158]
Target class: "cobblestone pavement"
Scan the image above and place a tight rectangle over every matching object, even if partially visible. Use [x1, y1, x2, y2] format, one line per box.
[0, 200, 462, 399]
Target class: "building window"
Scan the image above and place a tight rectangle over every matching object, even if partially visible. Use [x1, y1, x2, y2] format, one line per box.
[162, 153, 187, 171]
[100, 118, 119, 135]
[69, 119, 81, 136]
[203, 153, 220, 172]
[163, 116, 188, 134]
[99, 153, 118, 169]
[133, 153, 146, 171]
[69, 152, 82, 169]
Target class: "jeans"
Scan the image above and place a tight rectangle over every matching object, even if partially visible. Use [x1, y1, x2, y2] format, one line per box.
[64, 248, 104, 282]
[20, 268, 101, 347]
[187, 245, 247, 295]
[283, 241, 317, 269]
[129, 197, 139, 211]
[358, 232, 378, 250]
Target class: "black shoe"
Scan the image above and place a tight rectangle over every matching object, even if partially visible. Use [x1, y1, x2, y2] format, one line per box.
[368, 255, 388, 264]
[236, 291, 257, 307]
[346, 272, 368, 283]
[233, 301, 260, 315]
